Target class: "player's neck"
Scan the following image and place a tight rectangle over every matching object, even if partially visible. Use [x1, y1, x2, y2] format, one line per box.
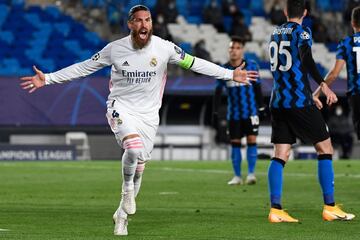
[287, 18, 303, 25]
[230, 59, 243, 67]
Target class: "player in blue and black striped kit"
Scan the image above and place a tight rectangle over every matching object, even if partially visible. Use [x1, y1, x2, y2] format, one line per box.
[213, 36, 264, 186]
[313, 6, 360, 140]
[267, 0, 355, 223]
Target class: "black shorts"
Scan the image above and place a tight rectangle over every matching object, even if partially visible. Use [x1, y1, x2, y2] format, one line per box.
[350, 94, 360, 139]
[228, 116, 259, 139]
[271, 105, 330, 144]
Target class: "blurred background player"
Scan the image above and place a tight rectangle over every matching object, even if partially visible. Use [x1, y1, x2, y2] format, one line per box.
[213, 36, 264, 185]
[20, 4, 258, 236]
[313, 6, 360, 142]
[267, 0, 354, 222]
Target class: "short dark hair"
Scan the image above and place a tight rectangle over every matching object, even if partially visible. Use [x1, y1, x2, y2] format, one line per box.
[230, 36, 246, 46]
[352, 6, 360, 28]
[128, 5, 150, 21]
[286, 0, 306, 19]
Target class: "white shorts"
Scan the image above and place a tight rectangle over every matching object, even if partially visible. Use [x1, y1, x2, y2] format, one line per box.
[106, 104, 158, 161]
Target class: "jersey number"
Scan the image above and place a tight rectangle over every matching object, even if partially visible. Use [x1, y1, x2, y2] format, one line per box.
[269, 41, 292, 72]
[250, 116, 259, 125]
[353, 46, 360, 73]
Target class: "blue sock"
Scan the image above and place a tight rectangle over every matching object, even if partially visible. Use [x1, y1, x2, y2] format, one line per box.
[318, 154, 335, 205]
[268, 158, 285, 209]
[231, 143, 242, 177]
[247, 144, 257, 174]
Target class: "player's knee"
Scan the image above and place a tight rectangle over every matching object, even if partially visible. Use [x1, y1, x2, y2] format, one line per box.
[315, 138, 333, 155]
[123, 137, 145, 162]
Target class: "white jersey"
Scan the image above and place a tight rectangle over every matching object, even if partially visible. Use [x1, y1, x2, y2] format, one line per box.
[45, 35, 234, 122]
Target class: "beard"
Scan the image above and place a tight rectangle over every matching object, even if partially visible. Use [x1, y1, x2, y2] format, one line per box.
[131, 28, 153, 49]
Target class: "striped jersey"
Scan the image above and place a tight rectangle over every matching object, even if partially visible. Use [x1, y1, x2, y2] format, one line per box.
[336, 32, 360, 96]
[269, 21, 314, 109]
[216, 60, 261, 120]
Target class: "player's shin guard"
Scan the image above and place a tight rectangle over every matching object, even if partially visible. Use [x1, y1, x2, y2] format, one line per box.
[122, 137, 144, 190]
[231, 143, 242, 177]
[134, 161, 145, 197]
[317, 154, 335, 206]
[268, 158, 285, 209]
[247, 143, 257, 174]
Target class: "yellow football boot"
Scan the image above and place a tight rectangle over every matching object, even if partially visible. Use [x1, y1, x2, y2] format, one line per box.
[268, 208, 299, 223]
[322, 205, 355, 221]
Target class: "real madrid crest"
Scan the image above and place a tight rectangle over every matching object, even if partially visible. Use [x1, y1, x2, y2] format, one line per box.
[150, 57, 157, 67]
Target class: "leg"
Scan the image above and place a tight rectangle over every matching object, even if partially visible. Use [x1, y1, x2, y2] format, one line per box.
[246, 135, 257, 184]
[315, 138, 355, 221]
[228, 140, 243, 185]
[268, 144, 291, 209]
[119, 134, 145, 215]
[268, 144, 298, 222]
[314, 138, 335, 206]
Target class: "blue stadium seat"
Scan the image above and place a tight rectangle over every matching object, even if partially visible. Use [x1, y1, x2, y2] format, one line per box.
[236, 0, 249, 9]
[223, 16, 233, 34]
[176, 0, 189, 17]
[249, 0, 265, 16]
[241, 9, 252, 26]
[0, 3, 107, 77]
[187, 16, 202, 24]
[179, 42, 192, 54]
[316, 0, 331, 12]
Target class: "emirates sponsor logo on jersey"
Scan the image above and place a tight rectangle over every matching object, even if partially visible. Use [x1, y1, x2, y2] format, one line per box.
[121, 70, 156, 84]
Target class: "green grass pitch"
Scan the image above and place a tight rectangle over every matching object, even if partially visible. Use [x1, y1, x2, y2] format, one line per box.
[0, 160, 359, 240]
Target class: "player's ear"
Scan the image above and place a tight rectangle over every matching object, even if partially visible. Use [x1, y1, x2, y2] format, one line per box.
[283, 9, 288, 18]
[303, 9, 308, 18]
[127, 20, 132, 30]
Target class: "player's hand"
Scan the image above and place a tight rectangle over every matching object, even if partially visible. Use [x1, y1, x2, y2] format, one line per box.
[233, 62, 258, 85]
[20, 66, 46, 93]
[313, 95, 323, 110]
[320, 82, 337, 106]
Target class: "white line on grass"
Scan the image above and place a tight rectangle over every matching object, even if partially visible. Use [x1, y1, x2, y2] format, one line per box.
[0, 229, 10, 232]
[153, 167, 360, 178]
[159, 192, 179, 195]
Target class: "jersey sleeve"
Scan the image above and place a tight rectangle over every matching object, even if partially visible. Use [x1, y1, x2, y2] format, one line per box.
[298, 27, 312, 48]
[165, 40, 233, 80]
[45, 43, 113, 85]
[166, 41, 195, 69]
[336, 40, 345, 60]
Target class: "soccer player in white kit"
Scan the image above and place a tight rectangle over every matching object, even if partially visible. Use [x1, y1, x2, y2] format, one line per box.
[20, 5, 259, 236]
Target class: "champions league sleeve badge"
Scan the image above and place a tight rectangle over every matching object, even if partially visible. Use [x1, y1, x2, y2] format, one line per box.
[91, 52, 100, 61]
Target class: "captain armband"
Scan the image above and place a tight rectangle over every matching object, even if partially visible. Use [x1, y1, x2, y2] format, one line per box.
[178, 53, 195, 70]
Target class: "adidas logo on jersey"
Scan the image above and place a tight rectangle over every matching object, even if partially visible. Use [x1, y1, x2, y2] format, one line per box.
[300, 31, 310, 40]
[122, 61, 130, 66]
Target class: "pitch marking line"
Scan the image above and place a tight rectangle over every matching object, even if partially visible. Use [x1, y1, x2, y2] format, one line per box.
[154, 167, 360, 178]
[0, 229, 10, 232]
[159, 192, 179, 195]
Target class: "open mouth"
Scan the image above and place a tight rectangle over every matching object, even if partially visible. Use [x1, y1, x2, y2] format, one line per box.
[139, 29, 148, 40]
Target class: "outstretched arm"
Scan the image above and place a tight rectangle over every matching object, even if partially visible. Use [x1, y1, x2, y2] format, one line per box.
[167, 42, 258, 84]
[189, 57, 258, 84]
[20, 43, 112, 93]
